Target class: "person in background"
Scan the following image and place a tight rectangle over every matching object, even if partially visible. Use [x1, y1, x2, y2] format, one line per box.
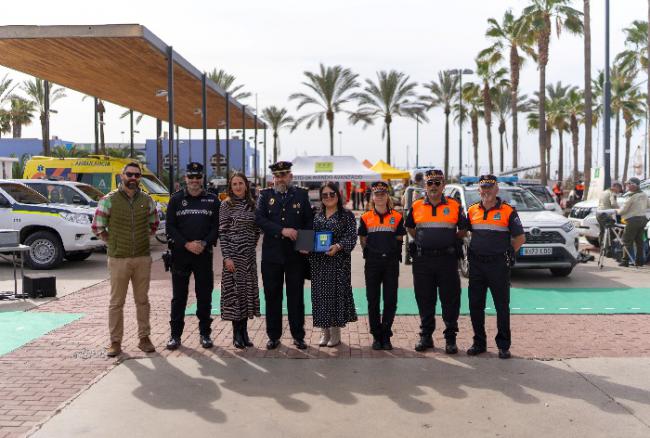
[220, 172, 261, 348]
[165, 162, 220, 351]
[359, 181, 405, 350]
[575, 180, 585, 201]
[311, 182, 358, 348]
[617, 177, 649, 267]
[552, 181, 563, 205]
[596, 182, 622, 249]
[92, 162, 159, 357]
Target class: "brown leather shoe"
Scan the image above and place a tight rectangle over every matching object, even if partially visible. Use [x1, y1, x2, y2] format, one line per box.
[106, 341, 122, 357]
[137, 336, 156, 353]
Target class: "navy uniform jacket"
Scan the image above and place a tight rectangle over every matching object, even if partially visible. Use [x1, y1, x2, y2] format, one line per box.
[166, 189, 220, 255]
[255, 186, 314, 264]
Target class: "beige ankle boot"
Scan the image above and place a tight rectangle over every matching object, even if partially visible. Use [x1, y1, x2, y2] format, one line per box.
[327, 327, 341, 347]
[319, 328, 331, 346]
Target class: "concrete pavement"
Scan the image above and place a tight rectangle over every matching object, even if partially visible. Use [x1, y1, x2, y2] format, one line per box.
[32, 357, 650, 438]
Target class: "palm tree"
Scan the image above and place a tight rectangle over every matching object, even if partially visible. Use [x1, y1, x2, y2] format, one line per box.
[290, 64, 360, 155]
[0, 74, 16, 108]
[493, 85, 532, 173]
[481, 9, 535, 169]
[208, 68, 252, 100]
[610, 67, 636, 180]
[621, 87, 646, 182]
[9, 153, 30, 179]
[261, 106, 295, 163]
[0, 110, 11, 138]
[462, 82, 483, 175]
[106, 146, 146, 161]
[350, 70, 424, 165]
[21, 78, 66, 156]
[583, 0, 593, 191]
[564, 87, 585, 182]
[82, 96, 106, 154]
[522, 0, 583, 185]
[475, 58, 508, 174]
[421, 71, 459, 176]
[545, 82, 571, 181]
[50, 145, 89, 158]
[9, 97, 35, 138]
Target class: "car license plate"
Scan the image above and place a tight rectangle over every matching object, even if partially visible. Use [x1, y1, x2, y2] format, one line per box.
[520, 247, 553, 256]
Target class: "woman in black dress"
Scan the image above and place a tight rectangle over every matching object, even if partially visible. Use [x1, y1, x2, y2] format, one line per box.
[219, 172, 261, 348]
[310, 182, 358, 347]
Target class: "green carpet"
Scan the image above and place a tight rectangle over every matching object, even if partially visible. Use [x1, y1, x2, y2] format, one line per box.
[186, 287, 650, 316]
[0, 312, 83, 356]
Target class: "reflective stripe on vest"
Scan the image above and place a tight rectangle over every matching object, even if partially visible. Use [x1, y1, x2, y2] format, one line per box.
[467, 201, 513, 232]
[411, 197, 460, 226]
[361, 210, 402, 233]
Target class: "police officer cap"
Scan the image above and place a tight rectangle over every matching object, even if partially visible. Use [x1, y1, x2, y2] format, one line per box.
[269, 161, 292, 174]
[425, 168, 444, 179]
[479, 174, 498, 187]
[186, 162, 204, 175]
[371, 180, 389, 193]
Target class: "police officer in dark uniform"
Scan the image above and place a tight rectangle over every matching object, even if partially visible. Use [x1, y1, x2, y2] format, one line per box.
[165, 162, 220, 350]
[405, 169, 468, 354]
[466, 174, 525, 359]
[255, 161, 314, 350]
[358, 181, 406, 350]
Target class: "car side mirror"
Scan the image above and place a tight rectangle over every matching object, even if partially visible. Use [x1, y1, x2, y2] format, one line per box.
[72, 195, 85, 204]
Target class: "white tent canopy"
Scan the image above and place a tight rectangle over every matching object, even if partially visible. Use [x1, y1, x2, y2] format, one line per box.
[291, 155, 381, 182]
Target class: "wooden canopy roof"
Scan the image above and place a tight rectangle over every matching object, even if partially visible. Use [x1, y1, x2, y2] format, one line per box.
[0, 24, 264, 129]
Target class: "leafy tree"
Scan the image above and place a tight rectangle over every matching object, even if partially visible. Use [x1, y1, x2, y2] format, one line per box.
[21, 78, 66, 155]
[422, 71, 459, 176]
[261, 106, 295, 163]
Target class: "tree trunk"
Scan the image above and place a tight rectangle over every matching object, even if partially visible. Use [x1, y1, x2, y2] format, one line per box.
[40, 112, 48, 155]
[511, 45, 520, 169]
[483, 83, 494, 174]
[614, 111, 620, 180]
[471, 112, 479, 175]
[584, 0, 593, 191]
[444, 110, 450, 176]
[623, 118, 632, 183]
[647, 0, 650, 179]
[558, 130, 564, 182]
[12, 121, 21, 138]
[546, 124, 552, 179]
[499, 122, 505, 173]
[571, 115, 580, 182]
[99, 115, 105, 155]
[327, 110, 334, 156]
[538, 21, 550, 185]
[386, 121, 392, 165]
[273, 131, 279, 163]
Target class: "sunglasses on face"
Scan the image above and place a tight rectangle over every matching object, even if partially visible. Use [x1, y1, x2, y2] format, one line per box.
[426, 179, 442, 187]
[124, 172, 141, 178]
[321, 191, 338, 199]
[187, 174, 203, 180]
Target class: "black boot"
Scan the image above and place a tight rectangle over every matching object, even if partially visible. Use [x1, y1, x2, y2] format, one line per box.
[242, 319, 253, 347]
[232, 320, 245, 349]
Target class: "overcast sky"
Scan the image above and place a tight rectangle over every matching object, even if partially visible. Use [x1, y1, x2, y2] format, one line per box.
[1, 0, 648, 177]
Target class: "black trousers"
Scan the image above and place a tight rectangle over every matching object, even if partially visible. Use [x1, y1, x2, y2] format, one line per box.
[364, 256, 399, 339]
[261, 253, 306, 341]
[411, 254, 460, 341]
[170, 250, 214, 338]
[468, 256, 511, 350]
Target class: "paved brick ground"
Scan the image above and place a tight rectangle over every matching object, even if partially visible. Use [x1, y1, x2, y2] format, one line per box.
[1, 258, 650, 437]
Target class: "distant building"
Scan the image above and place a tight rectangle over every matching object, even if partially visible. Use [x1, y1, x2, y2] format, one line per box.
[0, 138, 80, 158]
[144, 137, 261, 178]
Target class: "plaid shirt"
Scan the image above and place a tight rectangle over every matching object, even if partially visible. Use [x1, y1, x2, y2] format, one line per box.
[91, 186, 159, 236]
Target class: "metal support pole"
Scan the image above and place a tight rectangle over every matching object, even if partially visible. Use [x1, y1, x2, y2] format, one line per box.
[44, 80, 50, 155]
[225, 93, 230, 177]
[129, 109, 134, 158]
[156, 118, 162, 178]
[242, 105, 247, 175]
[603, 0, 612, 188]
[175, 124, 180, 179]
[263, 128, 267, 183]
[167, 46, 175, 194]
[458, 71, 464, 178]
[94, 97, 99, 154]
[254, 114, 258, 183]
[415, 114, 419, 168]
[188, 129, 192, 162]
[201, 73, 208, 182]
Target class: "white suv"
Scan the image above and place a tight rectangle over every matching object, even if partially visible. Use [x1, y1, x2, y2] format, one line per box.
[0, 180, 105, 269]
[404, 183, 580, 277]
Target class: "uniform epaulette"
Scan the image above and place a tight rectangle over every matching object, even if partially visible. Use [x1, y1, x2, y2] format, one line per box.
[468, 201, 481, 208]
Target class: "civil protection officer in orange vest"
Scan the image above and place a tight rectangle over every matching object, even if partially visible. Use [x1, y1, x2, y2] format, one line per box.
[358, 181, 406, 350]
[405, 169, 468, 353]
[466, 174, 525, 359]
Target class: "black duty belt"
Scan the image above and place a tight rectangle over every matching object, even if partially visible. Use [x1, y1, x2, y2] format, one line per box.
[469, 253, 503, 263]
[364, 249, 399, 259]
[418, 247, 456, 257]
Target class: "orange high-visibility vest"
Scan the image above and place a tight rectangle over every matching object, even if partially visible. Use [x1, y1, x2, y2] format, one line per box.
[361, 209, 402, 233]
[467, 201, 514, 232]
[411, 197, 461, 229]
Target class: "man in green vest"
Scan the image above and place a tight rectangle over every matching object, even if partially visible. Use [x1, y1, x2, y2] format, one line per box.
[92, 162, 160, 357]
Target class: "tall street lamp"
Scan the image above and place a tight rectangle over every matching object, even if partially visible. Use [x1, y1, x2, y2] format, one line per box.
[603, 0, 612, 187]
[338, 131, 343, 154]
[447, 68, 473, 178]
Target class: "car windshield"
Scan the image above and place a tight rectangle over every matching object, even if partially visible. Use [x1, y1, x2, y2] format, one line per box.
[141, 175, 168, 194]
[76, 184, 104, 201]
[464, 188, 544, 211]
[0, 183, 48, 204]
[523, 185, 555, 204]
